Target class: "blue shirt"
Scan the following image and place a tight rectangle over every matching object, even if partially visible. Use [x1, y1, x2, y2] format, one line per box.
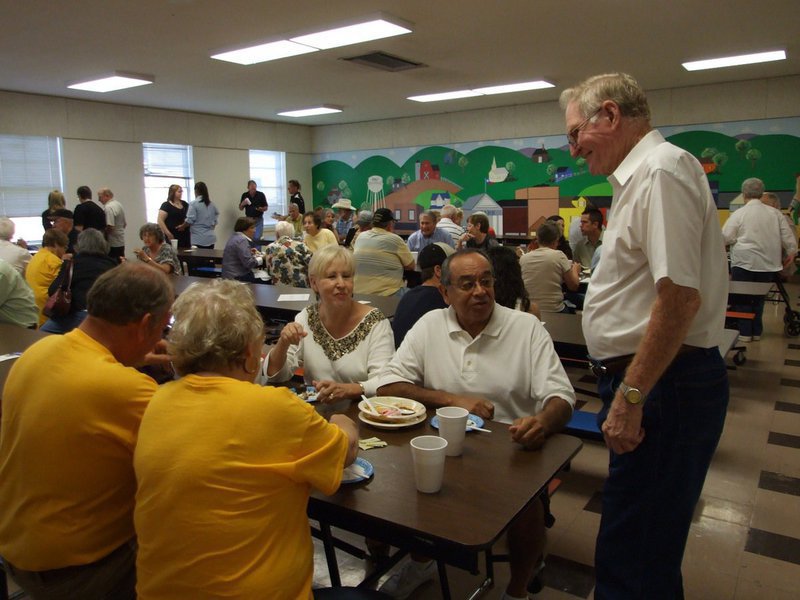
[406, 227, 454, 252]
[186, 199, 219, 247]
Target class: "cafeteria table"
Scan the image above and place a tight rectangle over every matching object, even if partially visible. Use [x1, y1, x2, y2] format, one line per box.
[0, 324, 49, 392]
[308, 404, 582, 599]
[172, 277, 399, 320]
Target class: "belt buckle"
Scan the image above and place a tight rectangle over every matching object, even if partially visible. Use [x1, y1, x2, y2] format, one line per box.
[588, 357, 607, 378]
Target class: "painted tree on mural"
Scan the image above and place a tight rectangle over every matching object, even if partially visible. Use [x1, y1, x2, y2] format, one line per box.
[575, 157, 587, 174]
[712, 152, 729, 174]
[458, 155, 469, 172]
[546, 163, 557, 182]
[746, 148, 762, 168]
[735, 139, 751, 155]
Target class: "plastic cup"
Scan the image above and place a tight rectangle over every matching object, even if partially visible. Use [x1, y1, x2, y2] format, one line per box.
[170, 239, 178, 251]
[436, 406, 469, 456]
[410, 435, 448, 493]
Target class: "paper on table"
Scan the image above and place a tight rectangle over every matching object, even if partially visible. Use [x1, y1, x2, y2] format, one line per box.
[277, 293, 310, 302]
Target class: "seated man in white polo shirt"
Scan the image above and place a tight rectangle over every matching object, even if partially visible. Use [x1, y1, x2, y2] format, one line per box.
[376, 249, 575, 600]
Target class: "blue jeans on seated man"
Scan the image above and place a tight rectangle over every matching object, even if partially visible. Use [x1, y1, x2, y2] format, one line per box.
[730, 267, 776, 337]
[594, 347, 729, 600]
[40, 310, 88, 334]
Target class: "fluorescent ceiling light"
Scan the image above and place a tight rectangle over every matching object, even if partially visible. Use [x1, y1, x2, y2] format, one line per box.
[67, 72, 153, 93]
[211, 40, 317, 65]
[682, 50, 786, 71]
[474, 80, 555, 95]
[290, 18, 412, 50]
[408, 80, 554, 103]
[277, 106, 343, 118]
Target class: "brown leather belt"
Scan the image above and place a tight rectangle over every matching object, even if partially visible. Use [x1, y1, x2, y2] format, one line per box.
[588, 345, 700, 378]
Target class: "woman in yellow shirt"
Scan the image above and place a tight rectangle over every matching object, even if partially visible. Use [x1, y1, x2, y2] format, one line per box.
[134, 279, 358, 600]
[25, 228, 68, 326]
[303, 211, 339, 253]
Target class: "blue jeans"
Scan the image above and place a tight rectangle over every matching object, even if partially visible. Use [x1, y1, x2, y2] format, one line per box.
[730, 267, 775, 337]
[594, 347, 729, 600]
[40, 310, 88, 334]
[253, 218, 264, 244]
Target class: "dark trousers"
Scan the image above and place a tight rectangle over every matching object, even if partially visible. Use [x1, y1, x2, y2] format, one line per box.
[594, 348, 729, 600]
[108, 246, 125, 263]
[730, 267, 776, 337]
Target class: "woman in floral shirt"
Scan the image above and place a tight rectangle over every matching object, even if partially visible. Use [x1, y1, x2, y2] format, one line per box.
[264, 221, 312, 287]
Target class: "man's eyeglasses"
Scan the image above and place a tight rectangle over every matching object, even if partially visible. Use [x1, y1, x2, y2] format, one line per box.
[453, 275, 494, 292]
[567, 108, 601, 147]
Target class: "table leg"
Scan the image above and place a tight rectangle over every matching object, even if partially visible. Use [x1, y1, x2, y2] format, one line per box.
[436, 560, 451, 600]
[318, 522, 342, 587]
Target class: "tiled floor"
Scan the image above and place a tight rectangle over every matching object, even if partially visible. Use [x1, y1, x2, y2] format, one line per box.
[5, 288, 800, 599]
[311, 285, 800, 599]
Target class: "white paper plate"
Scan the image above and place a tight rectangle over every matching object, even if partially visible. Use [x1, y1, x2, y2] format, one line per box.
[358, 411, 427, 429]
[358, 397, 426, 422]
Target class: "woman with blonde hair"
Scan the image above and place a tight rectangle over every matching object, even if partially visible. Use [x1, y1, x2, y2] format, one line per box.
[264, 244, 394, 405]
[157, 184, 190, 249]
[134, 279, 357, 599]
[42, 190, 66, 232]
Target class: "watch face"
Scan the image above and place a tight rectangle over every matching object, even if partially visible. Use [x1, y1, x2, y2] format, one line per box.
[625, 388, 643, 404]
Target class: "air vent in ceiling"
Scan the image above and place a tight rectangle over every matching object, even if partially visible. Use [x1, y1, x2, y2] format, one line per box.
[342, 51, 425, 72]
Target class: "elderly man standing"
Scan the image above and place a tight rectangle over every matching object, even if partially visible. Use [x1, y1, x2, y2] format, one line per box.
[406, 210, 454, 251]
[723, 177, 797, 342]
[561, 73, 729, 599]
[377, 250, 575, 600]
[0, 263, 173, 599]
[353, 208, 415, 296]
[239, 180, 268, 242]
[98, 187, 126, 261]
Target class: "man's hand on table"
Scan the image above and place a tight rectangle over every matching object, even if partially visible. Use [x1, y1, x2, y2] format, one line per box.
[509, 415, 548, 450]
[451, 395, 494, 420]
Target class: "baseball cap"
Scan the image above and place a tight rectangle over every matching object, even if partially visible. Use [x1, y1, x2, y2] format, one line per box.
[417, 242, 454, 270]
[372, 207, 395, 226]
[52, 209, 74, 219]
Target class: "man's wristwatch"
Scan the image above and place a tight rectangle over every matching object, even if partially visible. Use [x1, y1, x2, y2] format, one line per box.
[618, 381, 645, 405]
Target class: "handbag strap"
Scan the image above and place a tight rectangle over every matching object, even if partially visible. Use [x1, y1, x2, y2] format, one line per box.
[61, 260, 74, 291]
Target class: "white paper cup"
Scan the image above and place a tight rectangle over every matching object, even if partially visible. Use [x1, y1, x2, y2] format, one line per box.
[170, 239, 178, 251]
[410, 435, 448, 493]
[436, 406, 469, 456]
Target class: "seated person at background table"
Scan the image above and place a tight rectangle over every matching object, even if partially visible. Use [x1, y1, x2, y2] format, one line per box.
[353, 208, 415, 297]
[723, 177, 796, 342]
[487, 245, 541, 320]
[546, 214, 573, 260]
[134, 223, 183, 276]
[0, 263, 173, 600]
[185, 181, 219, 249]
[264, 220, 312, 287]
[323, 208, 338, 240]
[392, 242, 453, 348]
[348, 209, 373, 247]
[0, 259, 38, 328]
[51, 208, 78, 256]
[134, 278, 357, 599]
[41, 229, 117, 334]
[456, 213, 499, 251]
[376, 249, 575, 600]
[521, 221, 582, 314]
[303, 211, 339, 253]
[222, 217, 264, 283]
[436, 204, 464, 247]
[273, 201, 304, 238]
[331, 198, 356, 241]
[407, 210, 454, 252]
[263, 244, 394, 409]
[573, 208, 604, 269]
[25, 228, 68, 326]
[0, 217, 31, 275]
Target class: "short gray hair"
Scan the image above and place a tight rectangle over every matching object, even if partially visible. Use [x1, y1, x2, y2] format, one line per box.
[560, 72, 650, 122]
[275, 220, 294, 238]
[308, 244, 354, 281]
[87, 262, 173, 326]
[537, 221, 561, 246]
[76, 228, 109, 255]
[0, 217, 14, 241]
[441, 249, 493, 287]
[741, 177, 765, 199]
[762, 192, 781, 209]
[168, 279, 264, 375]
[441, 204, 457, 218]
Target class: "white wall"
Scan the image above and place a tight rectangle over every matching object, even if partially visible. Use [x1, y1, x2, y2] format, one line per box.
[312, 75, 800, 153]
[0, 90, 313, 250]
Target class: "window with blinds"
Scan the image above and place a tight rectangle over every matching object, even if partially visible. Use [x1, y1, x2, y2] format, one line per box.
[0, 134, 64, 242]
[249, 149, 286, 222]
[143, 143, 194, 223]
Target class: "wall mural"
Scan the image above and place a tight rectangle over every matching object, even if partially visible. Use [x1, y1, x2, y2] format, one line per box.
[312, 116, 800, 236]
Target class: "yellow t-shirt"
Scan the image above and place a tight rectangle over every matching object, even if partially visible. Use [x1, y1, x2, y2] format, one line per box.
[24, 246, 63, 325]
[0, 329, 156, 570]
[134, 376, 348, 600]
[304, 227, 339, 253]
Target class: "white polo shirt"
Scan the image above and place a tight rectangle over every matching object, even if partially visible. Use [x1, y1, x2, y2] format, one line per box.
[377, 304, 575, 424]
[722, 199, 797, 272]
[582, 130, 728, 359]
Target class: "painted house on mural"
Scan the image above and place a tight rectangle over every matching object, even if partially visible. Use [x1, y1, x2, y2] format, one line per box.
[463, 193, 504, 236]
[531, 145, 551, 163]
[415, 160, 441, 181]
[431, 192, 450, 210]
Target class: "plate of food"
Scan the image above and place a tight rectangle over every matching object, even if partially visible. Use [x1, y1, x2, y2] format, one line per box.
[358, 397, 426, 422]
[341, 457, 374, 484]
[297, 385, 318, 403]
[358, 411, 427, 429]
[429, 414, 486, 432]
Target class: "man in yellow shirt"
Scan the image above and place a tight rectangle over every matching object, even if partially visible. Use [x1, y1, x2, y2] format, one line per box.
[0, 263, 173, 600]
